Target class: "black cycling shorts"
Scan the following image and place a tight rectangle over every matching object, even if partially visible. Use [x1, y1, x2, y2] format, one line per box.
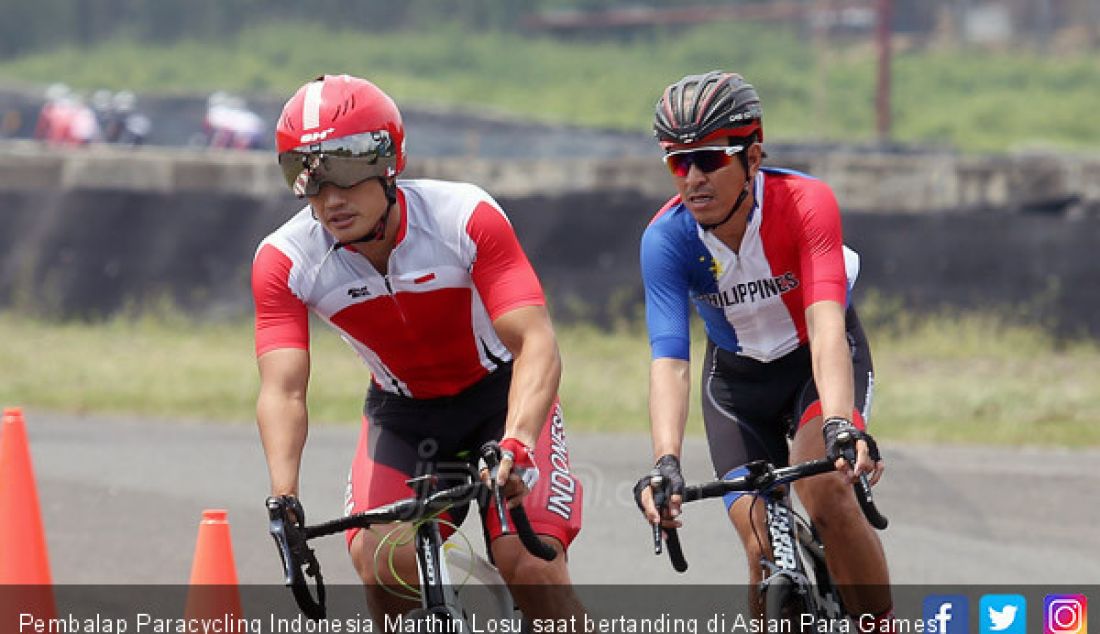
[701, 305, 874, 495]
[343, 364, 583, 549]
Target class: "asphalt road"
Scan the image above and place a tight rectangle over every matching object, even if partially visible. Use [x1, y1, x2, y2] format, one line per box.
[17, 410, 1100, 586]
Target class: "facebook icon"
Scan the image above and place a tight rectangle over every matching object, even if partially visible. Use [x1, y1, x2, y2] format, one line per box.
[924, 595, 970, 634]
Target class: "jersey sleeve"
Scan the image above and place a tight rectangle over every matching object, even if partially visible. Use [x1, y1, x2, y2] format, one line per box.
[641, 221, 693, 360]
[252, 242, 310, 357]
[467, 202, 546, 320]
[795, 181, 849, 307]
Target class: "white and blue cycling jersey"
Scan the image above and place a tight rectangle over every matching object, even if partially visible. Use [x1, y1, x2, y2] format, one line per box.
[641, 168, 859, 363]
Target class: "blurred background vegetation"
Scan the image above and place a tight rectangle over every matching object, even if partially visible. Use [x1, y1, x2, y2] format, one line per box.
[1, 0, 1099, 152]
[2, 298, 1098, 445]
[2, 0, 1098, 443]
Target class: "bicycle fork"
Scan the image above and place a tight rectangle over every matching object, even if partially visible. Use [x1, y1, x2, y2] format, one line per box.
[759, 492, 846, 623]
[759, 493, 812, 590]
[414, 520, 469, 628]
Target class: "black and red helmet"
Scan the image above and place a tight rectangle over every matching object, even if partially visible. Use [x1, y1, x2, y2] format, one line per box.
[654, 71, 763, 148]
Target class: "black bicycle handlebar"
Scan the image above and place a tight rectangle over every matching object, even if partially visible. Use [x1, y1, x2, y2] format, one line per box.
[269, 441, 556, 620]
[266, 496, 326, 621]
[480, 441, 559, 562]
[654, 449, 888, 573]
[833, 430, 889, 531]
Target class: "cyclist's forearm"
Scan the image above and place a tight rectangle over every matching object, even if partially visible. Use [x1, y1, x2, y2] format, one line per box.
[813, 337, 854, 419]
[503, 327, 561, 447]
[257, 391, 308, 495]
[649, 358, 690, 459]
[807, 303, 855, 420]
[492, 306, 561, 447]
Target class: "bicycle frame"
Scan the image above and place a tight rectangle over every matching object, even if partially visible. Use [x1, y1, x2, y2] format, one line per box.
[411, 482, 464, 619]
[269, 441, 555, 622]
[756, 485, 844, 622]
[405, 473, 512, 622]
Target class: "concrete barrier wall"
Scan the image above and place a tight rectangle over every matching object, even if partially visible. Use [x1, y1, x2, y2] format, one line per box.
[4, 141, 1100, 213]
[2, 143, 1098, 335]
[2, 184, 1097, 337]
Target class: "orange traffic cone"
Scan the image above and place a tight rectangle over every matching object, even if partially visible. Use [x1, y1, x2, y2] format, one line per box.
[0, 407, 57, 626]
[183, 509, 243, 622]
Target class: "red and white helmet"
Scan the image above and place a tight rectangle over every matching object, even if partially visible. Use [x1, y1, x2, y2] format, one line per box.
[276, 75, 406, 196]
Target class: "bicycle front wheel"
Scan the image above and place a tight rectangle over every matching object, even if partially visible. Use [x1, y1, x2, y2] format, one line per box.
[444, 546, 514, 620]
[763, 575, 812, 632]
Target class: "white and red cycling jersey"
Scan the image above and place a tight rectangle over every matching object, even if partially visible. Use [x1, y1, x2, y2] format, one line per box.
[252, 179, 545, 398]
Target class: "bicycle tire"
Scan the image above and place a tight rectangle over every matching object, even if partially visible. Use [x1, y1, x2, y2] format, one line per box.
[444, 546, 514, 619]
[796, 523, 845, 620]
[763, 575, 811, 631]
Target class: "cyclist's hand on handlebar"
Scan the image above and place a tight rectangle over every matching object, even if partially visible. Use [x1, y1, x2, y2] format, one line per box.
[269, 493, 305, 526]
[490, 437, 539, 509]
[632, 454, 685, 528]
[823, 417, 884, 486]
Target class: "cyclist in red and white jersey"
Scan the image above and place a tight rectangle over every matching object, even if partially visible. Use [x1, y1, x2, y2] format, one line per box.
[253, 74, 584, 623]
[633, 71, 893, 626]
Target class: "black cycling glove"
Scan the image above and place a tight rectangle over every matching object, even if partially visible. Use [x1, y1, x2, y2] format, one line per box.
[822, 417, 882, 464]
[633, 454, 685, 512]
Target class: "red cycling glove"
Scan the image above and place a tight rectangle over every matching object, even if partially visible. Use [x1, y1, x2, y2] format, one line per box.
[498, 437, 539, 489]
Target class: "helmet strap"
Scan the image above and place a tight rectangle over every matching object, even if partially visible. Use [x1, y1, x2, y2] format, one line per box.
[333, 177, 398, 248]
[700, 172, 753, 232]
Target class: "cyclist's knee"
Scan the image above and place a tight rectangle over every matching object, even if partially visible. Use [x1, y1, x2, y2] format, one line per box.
[493, 535, 569, 586]
[797, 475, 859, 530]
[349, 525, 417, 586]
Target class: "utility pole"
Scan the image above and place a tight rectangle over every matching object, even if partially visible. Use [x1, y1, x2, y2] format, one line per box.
[813, 0, 831, 139]
[875, 0, 893, 142]
[1036, 0, 1053, 53]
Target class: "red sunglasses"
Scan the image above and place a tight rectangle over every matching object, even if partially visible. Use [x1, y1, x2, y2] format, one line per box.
[662, 144, 745, 178]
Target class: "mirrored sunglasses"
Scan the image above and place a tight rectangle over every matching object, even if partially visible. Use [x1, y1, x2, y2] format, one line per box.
[662, 145, 744, 178]
[278, 131, 397, 198]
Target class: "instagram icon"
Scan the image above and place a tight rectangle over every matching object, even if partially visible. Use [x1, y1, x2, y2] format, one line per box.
[1045, 595, 1088, 634]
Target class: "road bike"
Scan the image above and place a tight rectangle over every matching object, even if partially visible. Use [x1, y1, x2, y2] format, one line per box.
[268, 440, 557, 626]
[646, 432, 888, 628]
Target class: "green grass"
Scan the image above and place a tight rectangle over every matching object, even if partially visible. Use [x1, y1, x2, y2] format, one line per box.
[2, 306, 1098, 447]
[2, 21, 1100, 152]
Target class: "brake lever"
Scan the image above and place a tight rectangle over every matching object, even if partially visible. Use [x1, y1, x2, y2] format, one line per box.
[479, 441, 557, 561]
[479, 442, 510, 531]
[650, 474, 666, 555]
[266, 496, 327, 621]
[835, 432, 889, 530]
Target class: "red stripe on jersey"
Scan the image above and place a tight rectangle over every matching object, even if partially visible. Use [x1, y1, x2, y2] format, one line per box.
[393, 188, 409, 245]
[467, 202, 545, 320]
[759, 173, 849, 344]
[790, 178, 848, 306]
[648, 194, 683, 227]
[252, 243, 309, 356]
[758, 182, 809, 344]
[330, 287, 487, 397]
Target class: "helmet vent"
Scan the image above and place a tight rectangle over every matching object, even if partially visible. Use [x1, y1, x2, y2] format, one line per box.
[331, 95, 356, 122]
[281, 114, 296, 132]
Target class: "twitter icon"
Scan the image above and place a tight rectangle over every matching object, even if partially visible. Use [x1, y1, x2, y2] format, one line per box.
[981, 594, 1027, 634]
